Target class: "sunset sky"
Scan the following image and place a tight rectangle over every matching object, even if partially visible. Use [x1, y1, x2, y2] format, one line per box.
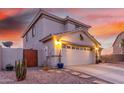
[0, 8, 124, 55]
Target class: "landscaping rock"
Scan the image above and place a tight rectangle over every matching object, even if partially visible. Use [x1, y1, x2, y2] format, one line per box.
[79, 74, 91, 78]
[93, 80, 108, 84]
[0, 68, 110, 84]
[71, 72, 81, 75]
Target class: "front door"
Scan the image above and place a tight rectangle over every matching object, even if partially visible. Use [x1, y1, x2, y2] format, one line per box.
[23, 49, 38, 67]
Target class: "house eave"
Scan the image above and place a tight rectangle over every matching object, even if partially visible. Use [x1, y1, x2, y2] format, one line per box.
[39, 34, 53, 43]
[61, 40, 94, 48]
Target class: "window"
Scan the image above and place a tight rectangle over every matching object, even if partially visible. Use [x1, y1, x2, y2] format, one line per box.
[80, 48, 83, 50]
[62, 44, 66, 48]
[72, 46, 75, 49]
[32, 26, 36, 37]
[25, 34, 28, 42]
[90, 48, 92, 51]
[67, 46, 71, 49]
[76, 47, 79, 50]
[86, 48, 90, 51]
[84, 48, 86, 51]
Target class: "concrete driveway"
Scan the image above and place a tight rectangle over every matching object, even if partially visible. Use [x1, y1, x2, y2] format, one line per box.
[67, 63, 124, 84]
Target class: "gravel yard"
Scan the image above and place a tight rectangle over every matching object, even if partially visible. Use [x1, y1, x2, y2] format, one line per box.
[0, 68, 110, 84]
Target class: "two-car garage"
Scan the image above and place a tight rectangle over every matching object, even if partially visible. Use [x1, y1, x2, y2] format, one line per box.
[61, 44, 95, 66]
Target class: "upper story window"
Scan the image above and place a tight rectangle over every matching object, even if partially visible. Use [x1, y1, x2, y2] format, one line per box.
[32, 26, 36, 37]
[25, 33, 28, 42]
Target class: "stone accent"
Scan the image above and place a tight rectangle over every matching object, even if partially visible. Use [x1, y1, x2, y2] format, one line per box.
[93, 80, 108, 84]
[79, 74, 91, 78]
[63, 69, 71, 72]
[71, 72, 81, 75]
[56, 71, 62, 73]
[48, 70, 55, 72]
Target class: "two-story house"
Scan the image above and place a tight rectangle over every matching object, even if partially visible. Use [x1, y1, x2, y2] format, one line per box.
[22, 9, 102, 67]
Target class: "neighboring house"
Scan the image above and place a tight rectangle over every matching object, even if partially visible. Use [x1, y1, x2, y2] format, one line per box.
[22, 9, 102, 67]
[113, 31, 124, 54]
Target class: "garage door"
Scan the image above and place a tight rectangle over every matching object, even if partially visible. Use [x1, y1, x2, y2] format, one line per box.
[61, 44, 94, 66]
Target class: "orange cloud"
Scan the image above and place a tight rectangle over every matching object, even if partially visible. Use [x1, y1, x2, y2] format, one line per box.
[0, 30, 22, 48]
[89, 21, 124, 38]
[0, 9, 25, 20]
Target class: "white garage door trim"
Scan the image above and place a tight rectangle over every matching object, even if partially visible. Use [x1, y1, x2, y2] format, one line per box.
[61, 44, 94, 66]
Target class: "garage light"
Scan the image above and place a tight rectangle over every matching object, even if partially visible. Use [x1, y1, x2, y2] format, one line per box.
[55, 40, 61, 45]
[95, 47, 98, 50]
[55, 39, 62, 48]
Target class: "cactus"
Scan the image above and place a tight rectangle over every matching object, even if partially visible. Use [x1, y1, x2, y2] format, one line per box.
[15, 59, 27, 81]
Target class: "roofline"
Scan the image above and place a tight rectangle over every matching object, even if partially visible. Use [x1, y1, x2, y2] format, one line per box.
[22, 9, 64, 37]
[113, 31, 124, 46]
[54, 28, 101, 46]
[64, 16, 91, 28]
[39, 34, 52, 42]
[39, 29, 101, 46]
[22, 9, 91, 37]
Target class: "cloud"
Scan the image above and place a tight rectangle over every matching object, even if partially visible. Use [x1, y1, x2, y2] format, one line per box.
[0, 8, 38, 47]
[89, 21, 124, 38]
[0, 8, 124, 54]
[0, 8, 36, 31]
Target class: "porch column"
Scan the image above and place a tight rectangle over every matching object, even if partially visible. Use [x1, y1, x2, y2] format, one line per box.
[95, 47, 103, 64]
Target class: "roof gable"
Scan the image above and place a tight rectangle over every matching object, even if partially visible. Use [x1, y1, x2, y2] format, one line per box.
[22, 9, 91, 37]
[40, 29, 101, 46]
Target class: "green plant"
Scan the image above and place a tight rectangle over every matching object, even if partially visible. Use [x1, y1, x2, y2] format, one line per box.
[15, 60, 27, 81]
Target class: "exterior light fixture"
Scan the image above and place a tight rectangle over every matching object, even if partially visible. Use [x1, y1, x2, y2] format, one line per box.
[55, 40, 61, 46]
[55, 39, 62, 49]
[95, 47, 98, 50]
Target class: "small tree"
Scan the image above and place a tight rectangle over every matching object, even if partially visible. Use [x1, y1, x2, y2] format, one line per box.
[2, 41, 13, 48]
[121, 39, 124, 54]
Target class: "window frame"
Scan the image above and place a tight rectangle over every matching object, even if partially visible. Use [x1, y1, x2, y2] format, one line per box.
[25, 34, 28, 42]
[32, 25, 36, 37]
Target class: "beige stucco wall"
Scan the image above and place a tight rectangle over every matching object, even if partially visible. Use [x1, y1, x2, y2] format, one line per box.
[0, 48, 23, 69]
[2, 48, 23, 69]
[64, 23, 75, 31]
[60, 31, 96, 47]
[23, 18, 45, 66]
[113, 33, 124, 54]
